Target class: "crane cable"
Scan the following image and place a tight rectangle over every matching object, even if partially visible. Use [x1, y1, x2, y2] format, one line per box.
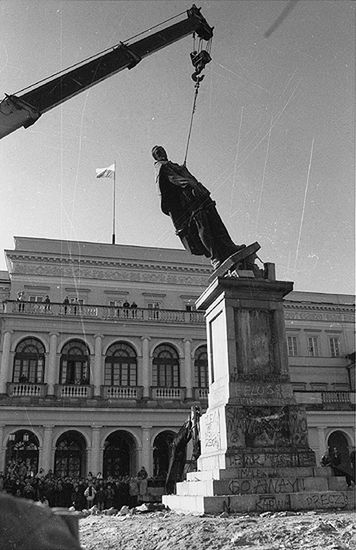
[183, 77, 203, 166]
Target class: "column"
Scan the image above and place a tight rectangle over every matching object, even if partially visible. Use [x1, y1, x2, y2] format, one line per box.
[94, 335, 103, 398]
[90, 426, 102, 475]
[184, 338, 192, 399]
[0, 425, 4, 472]
[141, 426, 152, 475]
[47, 333, 58, 396]
[0, 331, 12, 394]
[141, 337, 151, 398]
[41, 425, 54, 473]
[317, 426, 327, 464]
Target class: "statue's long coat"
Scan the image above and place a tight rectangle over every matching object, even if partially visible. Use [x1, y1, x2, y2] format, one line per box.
[154, 160, 212, 256]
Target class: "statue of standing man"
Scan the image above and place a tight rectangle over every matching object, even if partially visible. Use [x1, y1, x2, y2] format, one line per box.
[152, 145, 245, 270]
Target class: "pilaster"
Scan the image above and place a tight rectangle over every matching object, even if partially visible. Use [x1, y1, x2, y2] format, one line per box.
[47, 333, 58, 396]
[0, 331, 12, 394]
[90, 425, 102, 475]
[41, 425, 54, 472]
[141, 426, 152, 475]
[94, 334, 103, 398]
[141, 337, 151, 398]
[184, 339, 192, 399]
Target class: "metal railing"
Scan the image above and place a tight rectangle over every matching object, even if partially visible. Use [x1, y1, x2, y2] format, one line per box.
[2, 300, 205, 325]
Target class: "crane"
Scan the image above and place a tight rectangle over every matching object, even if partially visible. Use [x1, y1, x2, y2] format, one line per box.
[0, 5, 213, 140]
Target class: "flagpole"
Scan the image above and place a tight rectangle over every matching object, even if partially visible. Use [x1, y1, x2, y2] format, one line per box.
[112, 161, 116, 244]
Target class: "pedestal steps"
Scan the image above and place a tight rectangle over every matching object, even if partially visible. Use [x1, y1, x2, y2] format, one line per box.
[163, 489, 356, 514]
[176, 476, 329, 496]
[186, 466, 329, 482]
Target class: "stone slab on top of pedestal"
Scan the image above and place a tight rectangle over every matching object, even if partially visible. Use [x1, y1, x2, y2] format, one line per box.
[196, 276, 294, 312]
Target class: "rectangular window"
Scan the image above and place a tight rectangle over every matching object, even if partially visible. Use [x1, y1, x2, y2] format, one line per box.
[29, 295, 44, 302]
[121, 364, 128, 386]
[308, 336, 319, 357]
[109, 300, 122, 307]
[13, 359, 21, 382]
[287, 336, 298, 356]
[152, 365, 157, 387]
[129, 367, 137, 386]
[329, 337, 340, 357]
[61, 361, 67, 384]
[113, 367, 120, 386]
[195, 365, 208, 388]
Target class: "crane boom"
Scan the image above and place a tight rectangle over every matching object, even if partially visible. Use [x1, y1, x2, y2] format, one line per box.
[0, 5, 213, 140]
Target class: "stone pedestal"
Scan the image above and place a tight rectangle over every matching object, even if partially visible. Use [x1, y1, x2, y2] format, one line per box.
[163, 276, 355, 513]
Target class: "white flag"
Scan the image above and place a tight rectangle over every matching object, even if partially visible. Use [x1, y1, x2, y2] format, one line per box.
[96, 164, 115, 178]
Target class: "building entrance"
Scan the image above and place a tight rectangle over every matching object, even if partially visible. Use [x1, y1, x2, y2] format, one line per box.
[5, 429, 39, 475]
[54, 430, 87, 478]
[103, 430, 136, 477]
[153, 431, 175, 478]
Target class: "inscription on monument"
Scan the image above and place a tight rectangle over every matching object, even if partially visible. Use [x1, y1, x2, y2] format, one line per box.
[203, 409, 221, 449]
[304, 493, 348, 509]
[228, 477, 303, 495]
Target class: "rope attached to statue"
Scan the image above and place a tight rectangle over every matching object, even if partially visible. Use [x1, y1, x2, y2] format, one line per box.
[183, 34, 213, 166]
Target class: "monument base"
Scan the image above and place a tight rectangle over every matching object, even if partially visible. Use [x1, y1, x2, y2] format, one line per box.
[163, 275, 355, 513]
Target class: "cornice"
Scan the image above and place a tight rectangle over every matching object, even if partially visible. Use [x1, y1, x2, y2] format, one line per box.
[284, 302, 354, 314]
[8, 258, 210, 287]
[283, 301, 354, 323]
[6, 253, 211, 275]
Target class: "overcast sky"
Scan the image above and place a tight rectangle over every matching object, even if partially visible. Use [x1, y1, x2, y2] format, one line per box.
[0, 0, 354, 295]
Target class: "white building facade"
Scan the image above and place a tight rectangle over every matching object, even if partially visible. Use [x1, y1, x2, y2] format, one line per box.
[0, 236, 354, 478]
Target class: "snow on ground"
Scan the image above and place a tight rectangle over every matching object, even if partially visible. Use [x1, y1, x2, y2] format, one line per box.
[80, 509, 356, 550]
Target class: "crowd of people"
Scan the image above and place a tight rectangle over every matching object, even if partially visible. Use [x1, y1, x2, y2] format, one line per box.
[320, 447, 355, 488]
[0, 459, 160, 510]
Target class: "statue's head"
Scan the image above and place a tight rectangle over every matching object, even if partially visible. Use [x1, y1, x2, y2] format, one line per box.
[152, 145, 168, 161]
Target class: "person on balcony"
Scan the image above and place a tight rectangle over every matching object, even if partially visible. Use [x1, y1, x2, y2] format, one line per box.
[17, 290, 26, 312]
[44, 295, 51, 312]
[63, 296, 69, 315]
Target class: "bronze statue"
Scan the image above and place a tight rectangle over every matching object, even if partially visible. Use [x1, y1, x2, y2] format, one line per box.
[152, 145, 245, 269]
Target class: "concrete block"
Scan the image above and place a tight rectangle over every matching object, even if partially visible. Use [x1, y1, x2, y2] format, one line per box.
[290, 490, 356, 511]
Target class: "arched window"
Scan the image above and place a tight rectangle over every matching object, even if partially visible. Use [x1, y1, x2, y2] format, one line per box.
[60, 340, 90, 385]
[5, 430, 39, 475]
[153, 431, 175, 477]
[152, 344, 180, 387]
[194, 345, 208, 388]
[13, 338, 45, 383]
[103, 430, 136, 478]
[105, 342, 137, 386]
[54, 431, 86, 478]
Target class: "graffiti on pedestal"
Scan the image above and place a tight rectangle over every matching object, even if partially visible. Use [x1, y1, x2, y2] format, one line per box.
[256, 494, 290, 512]
[228, 476, 303, 495]
[226, 406, 292, 449]
[202, 409, 221, 449]
[226, 406, 245, 447]
[304, 493, 348, 509]
[288, 407, 308, 447]
[226, 450, 315, 469]
[244, 406, 290, 447]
